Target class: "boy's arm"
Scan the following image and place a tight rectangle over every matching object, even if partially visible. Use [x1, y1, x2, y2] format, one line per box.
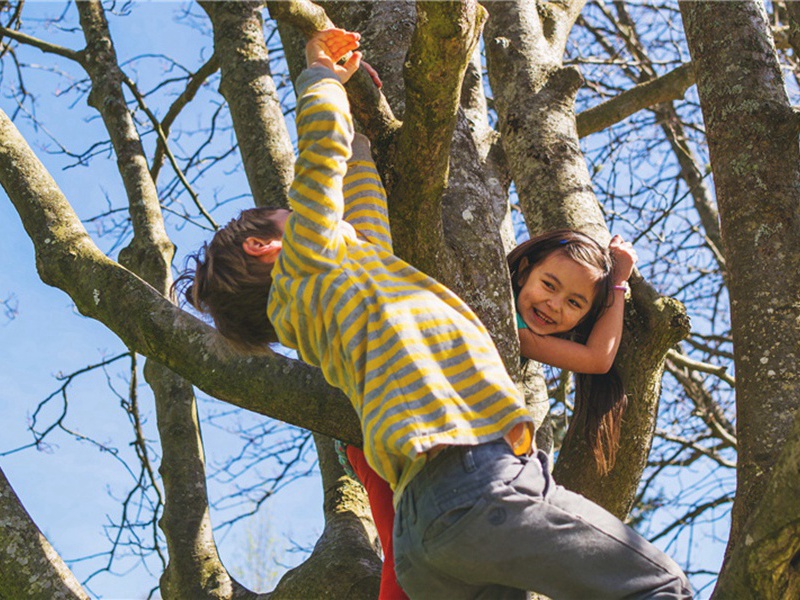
[343, 133, 393, 252]
[280, 66, 354, 274]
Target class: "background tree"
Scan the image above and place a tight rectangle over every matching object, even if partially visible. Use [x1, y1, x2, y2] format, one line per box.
[0, 0, 797, 598]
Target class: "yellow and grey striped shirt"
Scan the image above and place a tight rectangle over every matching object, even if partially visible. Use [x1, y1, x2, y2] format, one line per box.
[267, 67, 532, 503]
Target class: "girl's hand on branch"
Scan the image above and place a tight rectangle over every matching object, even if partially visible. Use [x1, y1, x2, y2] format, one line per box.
[609, 235, 637, 285]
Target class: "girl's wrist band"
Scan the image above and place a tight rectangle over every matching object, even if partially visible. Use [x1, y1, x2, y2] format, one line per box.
[613, 283, 629, 292]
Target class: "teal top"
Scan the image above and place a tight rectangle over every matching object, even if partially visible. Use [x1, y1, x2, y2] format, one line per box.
[516, 312, 527, 330]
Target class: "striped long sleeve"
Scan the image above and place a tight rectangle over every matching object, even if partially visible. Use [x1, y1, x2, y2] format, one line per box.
[281, 67, 354, 274]
[267, 67, 533, 505]
[344, 133, 392, 253]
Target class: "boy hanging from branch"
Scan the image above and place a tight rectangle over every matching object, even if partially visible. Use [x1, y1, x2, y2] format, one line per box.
[181, 28, 692, 599]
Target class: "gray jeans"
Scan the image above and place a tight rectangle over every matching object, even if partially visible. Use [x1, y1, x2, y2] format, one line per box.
[393, 440, 693, 599]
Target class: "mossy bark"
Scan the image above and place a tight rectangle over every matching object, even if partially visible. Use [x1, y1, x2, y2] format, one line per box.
[0, 467, 89, 600]
[484, 0, 690, 517]
[269, 435, 381, 599]
[77, 3, 251, 596]
[0, 106, 359, 443]
[681, 1, 800, 596]
[200, 1, 294, 209]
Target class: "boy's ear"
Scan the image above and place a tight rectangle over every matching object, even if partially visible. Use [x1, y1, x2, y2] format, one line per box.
[243, 237, 283, 264]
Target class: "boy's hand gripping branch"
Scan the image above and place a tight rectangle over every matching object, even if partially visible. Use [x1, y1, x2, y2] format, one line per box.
[305, 28, 382, 88]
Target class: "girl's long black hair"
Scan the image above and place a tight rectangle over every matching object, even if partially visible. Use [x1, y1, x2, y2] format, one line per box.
[508, 229, 628, 475]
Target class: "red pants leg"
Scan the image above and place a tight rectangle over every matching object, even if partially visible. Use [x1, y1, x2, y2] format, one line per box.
[346, 445, 409, 600]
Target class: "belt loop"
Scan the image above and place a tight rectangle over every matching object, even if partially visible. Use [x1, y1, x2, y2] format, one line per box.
[461, 444, 478, 473]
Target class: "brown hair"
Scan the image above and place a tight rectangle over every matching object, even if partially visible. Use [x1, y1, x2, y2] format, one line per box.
[173, 207, 286, 350]
[508, 229, 628, 475]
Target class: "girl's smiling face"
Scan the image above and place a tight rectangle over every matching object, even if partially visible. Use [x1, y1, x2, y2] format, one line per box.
[517, 251, 602, 335]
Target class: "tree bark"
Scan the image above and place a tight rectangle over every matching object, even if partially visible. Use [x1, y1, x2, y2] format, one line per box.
[680, 1, 800, 595]
[484, 0, 690, 517]
[576, 63, 696, 138]
[77, 3, 250, 596]
[269, 435, 381, 599]
[389, 0, 486, 277]
[200, 1, 295, 209]
[0, 106, 360, 443]
[152, 360, 257, 600]
[0, 467, 89, 600]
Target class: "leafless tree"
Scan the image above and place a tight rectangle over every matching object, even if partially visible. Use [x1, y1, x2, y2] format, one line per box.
[1, 1, 798, 598]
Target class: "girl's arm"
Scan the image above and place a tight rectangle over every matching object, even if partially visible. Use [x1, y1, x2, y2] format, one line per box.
[519, 235, 636, 374]
[518, 288, 626, 374]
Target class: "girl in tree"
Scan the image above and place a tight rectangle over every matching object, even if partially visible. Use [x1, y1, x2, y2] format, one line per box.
[344, 229, 635, 598]
[508, 229, 635, 474]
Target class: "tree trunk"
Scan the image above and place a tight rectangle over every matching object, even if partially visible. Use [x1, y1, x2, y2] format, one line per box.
[269, 435, 381, 599]
[484, 0, 690, 518]
[680, 1, 800, 596]
[200, 1, 295, 209]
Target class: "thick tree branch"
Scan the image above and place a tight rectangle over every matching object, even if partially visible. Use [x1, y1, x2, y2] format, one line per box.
[554, 288, 690, 518]
[0, 107, 360, 445]
[390, 0, 486, 275]
[76, 0, 173, 294]
[0, 466, 89, 599]
[576, 62, 696, 138]
[151, 360, 258, 600]
[269, 435, 380, 599]
[266, 1, 401, 172]
[485, 0, 690, 518]
[78, 5, 281, 596]
[199, 1, 295, 209]
[0, 25, 84, 63]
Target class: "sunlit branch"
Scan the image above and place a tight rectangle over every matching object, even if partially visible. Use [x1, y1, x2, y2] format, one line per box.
[577, 63, 695, 138]
[0, 25, 84, 63]
[666, 348, 735, 388]
[265, 0, 399, 146]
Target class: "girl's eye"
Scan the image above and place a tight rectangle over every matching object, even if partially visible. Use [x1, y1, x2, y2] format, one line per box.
[569, 299, 582, 309]
[543, 280, 555, 290]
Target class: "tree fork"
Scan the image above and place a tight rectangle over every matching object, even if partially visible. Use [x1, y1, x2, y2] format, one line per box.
[485, 0, 689, 516]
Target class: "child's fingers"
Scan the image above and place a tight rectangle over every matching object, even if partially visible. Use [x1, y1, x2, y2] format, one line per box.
[362, 60, 383, 89]
[317, 29, 360, 61]
[340, 51, 362, 83]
